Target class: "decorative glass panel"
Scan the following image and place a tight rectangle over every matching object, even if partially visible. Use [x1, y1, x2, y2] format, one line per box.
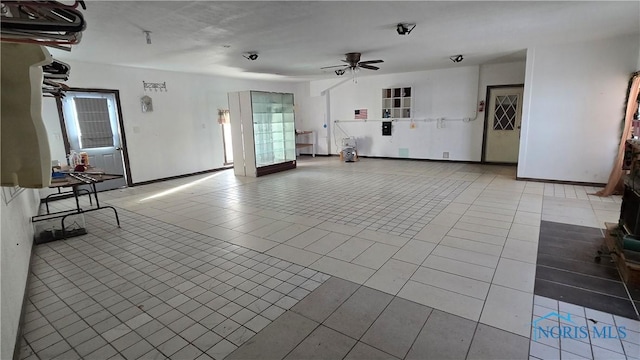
[493, 95, 518, 131]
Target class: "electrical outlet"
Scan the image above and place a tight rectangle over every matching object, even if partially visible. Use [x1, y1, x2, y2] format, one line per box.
[443, 152, 449, 159]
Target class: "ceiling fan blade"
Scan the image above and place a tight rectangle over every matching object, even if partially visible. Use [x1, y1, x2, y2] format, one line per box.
[359, 60, 384, 65]
[359, 64, 380, 70]
[321, 65, 347, 69]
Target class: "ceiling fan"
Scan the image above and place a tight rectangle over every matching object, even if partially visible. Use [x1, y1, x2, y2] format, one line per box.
[321, 52, 384, 76]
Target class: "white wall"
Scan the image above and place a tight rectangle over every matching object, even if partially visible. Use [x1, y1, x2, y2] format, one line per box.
[39, 97, 68, 197]
[53, 62, 299, 183]
[637, 40, 640, 70]
[1, 189, 40, 360]
[301, 62, 525, 160]
[44, 61, 528, 179]
[42, 98, 67, 166]
[478, 62, 527, 105]
[293, 82, 330, 154]
[519, 34, 640, 183]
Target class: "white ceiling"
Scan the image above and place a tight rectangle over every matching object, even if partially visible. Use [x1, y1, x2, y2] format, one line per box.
[52, 1, 640, 81]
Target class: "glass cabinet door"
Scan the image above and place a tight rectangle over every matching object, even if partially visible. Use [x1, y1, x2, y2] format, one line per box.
[282, 93, 296, 161]
[251, 91, 296, 168]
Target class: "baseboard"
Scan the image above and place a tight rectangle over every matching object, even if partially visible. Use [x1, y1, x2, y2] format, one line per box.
[516, 176, 606, 187]
[482, 161, 518, 166]
[297, 153, 334, 157]
[13, 240, 36, 360]
[133, 166, 233, 186]
[355, 155, 481, 164]
[315, 154, 514, 165]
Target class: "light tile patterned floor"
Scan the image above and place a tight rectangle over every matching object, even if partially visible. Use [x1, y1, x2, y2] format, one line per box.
[19, 157, 635, 359]
[21, 207, 330, 360]
[209, 169, 472, 238]
[530, 295, 640, 360]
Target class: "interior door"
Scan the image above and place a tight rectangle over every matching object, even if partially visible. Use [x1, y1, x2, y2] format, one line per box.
[484, 86, 524, 163]
[61, 91, 127, 191]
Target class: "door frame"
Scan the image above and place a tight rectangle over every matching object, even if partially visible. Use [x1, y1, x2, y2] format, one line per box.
[56, 87, 133, 187]
[221, 123, 233, 166]
[481, 84, 525, 164]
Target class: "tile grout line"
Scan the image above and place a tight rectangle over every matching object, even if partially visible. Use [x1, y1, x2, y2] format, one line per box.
[289, 280, 429, 360]
[24, 256, 114, 359]
[398, 308, 436, 360]
[475, 179, 531, 345]
[535, 263, 628, 284]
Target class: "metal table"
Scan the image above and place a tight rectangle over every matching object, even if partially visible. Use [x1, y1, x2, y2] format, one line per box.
[33, 171, 122, 240]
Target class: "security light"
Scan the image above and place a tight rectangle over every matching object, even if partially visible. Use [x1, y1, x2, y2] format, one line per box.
[450, 55, 464, 63]
[396, 23, 416, 35]
[243, 53, 258, 61]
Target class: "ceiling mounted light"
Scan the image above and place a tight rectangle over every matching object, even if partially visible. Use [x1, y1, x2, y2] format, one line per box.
[450, 55, 464, 63]
[143, 30, 152, 44]
[396, 23, 416, 35]
[243, 52, 258, 61]
[335, 69, 345, 76]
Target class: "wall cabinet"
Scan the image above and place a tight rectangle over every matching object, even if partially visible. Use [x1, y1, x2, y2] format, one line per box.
[382, 87, 412, 119]
[228, 91, 297, 177]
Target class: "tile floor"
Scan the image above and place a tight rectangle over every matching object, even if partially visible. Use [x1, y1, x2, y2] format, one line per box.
[535, 221, 639, 319]
[17, 157, 640, 359]
[530, 295, 640, 360]
[228, 277, 530, 360]
[21, 207, 330, 359]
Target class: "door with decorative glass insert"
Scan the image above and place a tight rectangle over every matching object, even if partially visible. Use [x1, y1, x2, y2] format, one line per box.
[484, 86, 524, 163]
[61, 91, 127, 191]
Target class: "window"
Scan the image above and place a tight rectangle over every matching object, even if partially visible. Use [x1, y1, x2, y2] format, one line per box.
[73, 97, 114, 148]
[493, 95, 518, 131]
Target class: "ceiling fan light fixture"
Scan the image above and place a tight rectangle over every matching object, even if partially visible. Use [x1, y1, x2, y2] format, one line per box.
[322, 52, 383, 78]
[243, 52, 258, 61]
[396, 23, 416, 35]
[450, 54, 464, 63]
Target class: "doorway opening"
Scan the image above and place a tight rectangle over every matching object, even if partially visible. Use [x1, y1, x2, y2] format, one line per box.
[219, 109, 233, 165]
[482, 85, 525, 164]
[56, 88, 132, 191]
